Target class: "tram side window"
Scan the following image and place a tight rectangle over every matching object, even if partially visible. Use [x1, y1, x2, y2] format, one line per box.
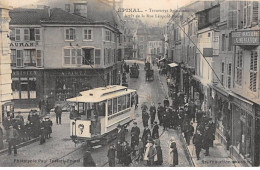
[126, 94, 130, 108]
[78, 102, 85, 115]
[118, 95, 126, 112]
[97, 101, 106, 116]
[113, 98, 117, 114]
[108, 99, 112, 116]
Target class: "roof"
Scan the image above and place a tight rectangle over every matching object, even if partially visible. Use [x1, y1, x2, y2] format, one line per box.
[10, 8, 49, 25]
[41, 8, 92, 24]
[67, 85, 136, 103]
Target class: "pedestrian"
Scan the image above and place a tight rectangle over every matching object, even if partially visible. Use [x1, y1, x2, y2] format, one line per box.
[142, 126, 151, 146]
[163, 97, 170, 108]
[0, 126, 4, 150]
[208, 118, 216, 147]
[149, 103, 156, 125]
[54, 105, 62, 125]
[144, 138, 157, 166]
[157, 103, 164, 126]
[136, 137, 144, 161]
[188, 100, 196, 122]
[130, 122, 140, 156]
[141, 103, 148, 112]
[168, 139, 178, 167]
[193, 130, 203, 160]
[184, 122, 194, 145]
[152, 121, 159, 139]
[162, 110, 168, 130]
[196, 110, 203, 124]
[7, 126, 19, 155]
[83, 150, 96, 167]
[121, 141, 132, 166]
[39, 118, 46, 145]
[142, 109, 150, 128]
[116, 140, 123, 164]
[134, 92, 139, 109]
[44, 117, 53, 139]
[202, 125, 211, 156]
[154, 137, 163, 165]
[107, 144, 116, 167]
[116, 124, 125, 142]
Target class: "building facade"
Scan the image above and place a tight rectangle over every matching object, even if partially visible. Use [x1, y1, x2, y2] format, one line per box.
[0, 2, 13, 123]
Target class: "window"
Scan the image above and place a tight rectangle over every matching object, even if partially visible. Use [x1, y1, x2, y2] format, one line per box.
[113, 98, 117, 114]
[24, 29, 29, 41]
[228, 33, 232, 51]
[65, 4, 70, 12]
[222, 34, 226, 51]
[227, 63, 232, 88]
[105, 30, 111, 41]
[15, 29, 20, 41]
[36, 50, 42, 67]
[65, 28, 75, 41]
[221, 62, 225, 85]
[118, 95, 125, 112]
[83, 28, 93, 40]
[16, 50, 23, 67]
[95, 49, 101, 64]
[108, 99, 113, 116]
[236, 50, 243, 86]
[35, 28, 40, 41]
[11, 50, 16, 67]
[64, 48, 82, 65]
[29, 28, 35, 41]
[250, 51, 257, 92]
[10, 29, 15, 41]
[24, 50, 36, 66]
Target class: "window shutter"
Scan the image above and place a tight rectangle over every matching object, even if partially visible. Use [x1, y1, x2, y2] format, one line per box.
[252, 1, 259, 26]
[228, 11, 238, 29]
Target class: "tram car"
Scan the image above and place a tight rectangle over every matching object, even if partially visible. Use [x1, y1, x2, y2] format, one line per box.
[67, 85, 136, 145]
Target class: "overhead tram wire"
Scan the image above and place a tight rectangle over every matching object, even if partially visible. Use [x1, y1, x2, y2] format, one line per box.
[171, 9, 225, 89]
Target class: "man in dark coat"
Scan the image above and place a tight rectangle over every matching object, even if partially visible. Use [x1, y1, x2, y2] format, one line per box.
[142, 126, 151, 146]
[116, 140, 123, 164]
[134, 92, 139, 109]
[208, 118, 216, 147]
[83, 150, 96, 167]
[8, 126, 19, 155]
[163, 97, 170, 108]
[154, 139, 163, 165]
[203, 126, 211, 156]
[142, 110, 150, 128]
[149, 104, 156, 125]
[196, 110, 203, 124]
[188, 100, 196, 122]
[130, 122, 140, 156]
[183, 122, 194, 145]
[121, 141, 132, 166]
[193, 131, 203, 160]
[157, 103, 164, 126]
[54, 105, 62, 125]
[152, 121, 159, 139]
[116, 124, 125, 142]
[107, 144, 116, 167]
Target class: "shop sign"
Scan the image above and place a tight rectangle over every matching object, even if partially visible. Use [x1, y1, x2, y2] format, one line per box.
[10, 42, 35, 47]
[233, 97, 253, 113]
[232, 30, 260, 46]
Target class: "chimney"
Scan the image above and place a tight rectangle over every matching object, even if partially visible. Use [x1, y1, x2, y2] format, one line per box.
[43, 5, 51, 17]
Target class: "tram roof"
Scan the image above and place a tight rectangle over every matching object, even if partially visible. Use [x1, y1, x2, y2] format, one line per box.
[66, 85, 136, 103]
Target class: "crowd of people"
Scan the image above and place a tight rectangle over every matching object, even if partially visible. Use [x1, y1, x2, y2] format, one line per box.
[0, 109, 53, 155]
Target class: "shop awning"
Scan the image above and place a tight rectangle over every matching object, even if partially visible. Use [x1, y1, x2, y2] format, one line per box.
[168, 63, 178, 68]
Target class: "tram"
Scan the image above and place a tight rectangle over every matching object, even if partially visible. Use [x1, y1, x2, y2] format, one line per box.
[66, 85, 136, 145]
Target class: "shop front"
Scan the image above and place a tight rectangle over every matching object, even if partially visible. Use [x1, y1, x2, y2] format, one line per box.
[231, 95, 254, 166]
[211, 85, 232, 150]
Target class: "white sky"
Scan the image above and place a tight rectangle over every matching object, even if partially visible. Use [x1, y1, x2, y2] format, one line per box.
[6, 0, 193, 25]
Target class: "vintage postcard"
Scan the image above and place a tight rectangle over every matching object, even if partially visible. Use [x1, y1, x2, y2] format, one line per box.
[0, 0, 259, 167]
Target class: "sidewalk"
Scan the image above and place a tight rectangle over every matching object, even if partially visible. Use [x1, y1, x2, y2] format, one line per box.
[158, 72, 242, 167]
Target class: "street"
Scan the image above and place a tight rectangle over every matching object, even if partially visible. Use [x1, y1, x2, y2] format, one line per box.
[0, 60, 190, 167]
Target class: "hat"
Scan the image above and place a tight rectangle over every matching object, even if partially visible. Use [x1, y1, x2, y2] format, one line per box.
[158, 102, 161, 104]
[133, 122, 137, 125]
[117, 124, 121, 128]
[154, 121, 157, 124]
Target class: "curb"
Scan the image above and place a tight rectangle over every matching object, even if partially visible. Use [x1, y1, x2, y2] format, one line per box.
[0, 137, 40, 155]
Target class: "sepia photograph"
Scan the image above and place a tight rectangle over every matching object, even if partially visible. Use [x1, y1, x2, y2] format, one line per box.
[0, 0, 259, 167]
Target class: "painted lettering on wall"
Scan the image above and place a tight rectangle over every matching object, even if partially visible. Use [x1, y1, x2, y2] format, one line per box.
[10, 42, 34, 47]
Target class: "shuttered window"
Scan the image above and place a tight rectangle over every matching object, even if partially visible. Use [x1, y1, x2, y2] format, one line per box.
[250, 51, 257, 92]
[236, 50, 243, 86]
[227, 10, 238, 29]
[95, 49, 101, 65]
[227, 63, 232, 88]
[221, 62, 225, 85]
[252, 1, 259, 26]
